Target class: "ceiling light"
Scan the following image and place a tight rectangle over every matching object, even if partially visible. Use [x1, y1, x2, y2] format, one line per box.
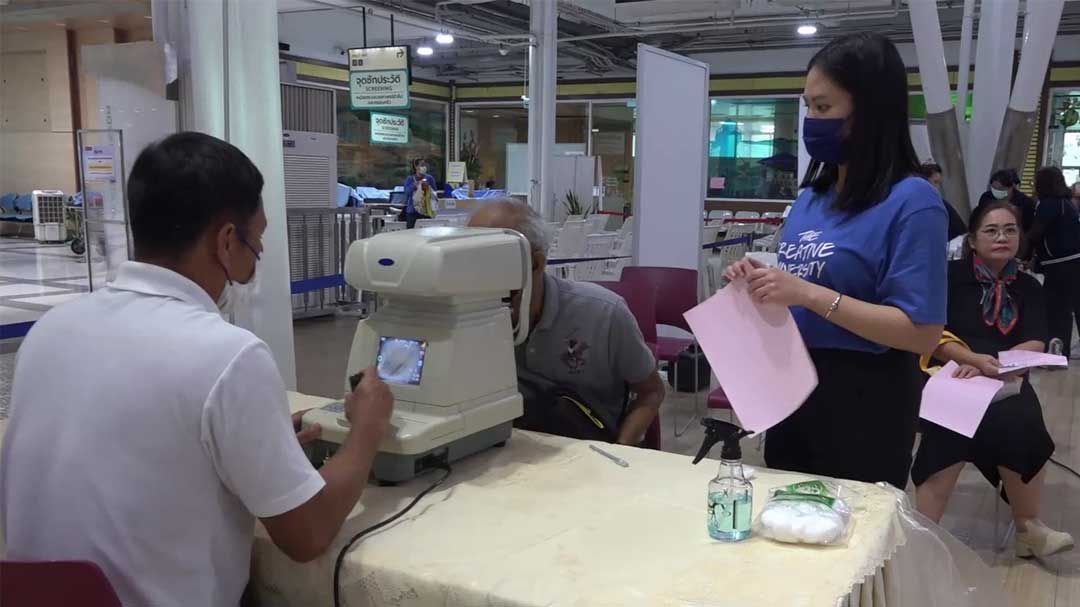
[417, 44, 434, 56]
[435, 32, 454, 45]
[797, 24, 818, 36]
[492, 114, 501, 118]
[97, 19, 110, 24]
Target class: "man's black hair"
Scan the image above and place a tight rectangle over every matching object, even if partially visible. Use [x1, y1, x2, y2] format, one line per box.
[800, 33, 920, 213]
[989, 169, 1018, 188]
[128, 132, 263, 259]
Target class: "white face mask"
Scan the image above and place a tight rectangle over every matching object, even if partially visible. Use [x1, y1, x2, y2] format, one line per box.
[217, 260, 259, 315]
[991, 187, 1010, 200]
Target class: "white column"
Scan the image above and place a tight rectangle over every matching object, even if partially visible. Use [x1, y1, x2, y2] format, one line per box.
[991, 0, 1065, 175]
[153, 0, 297, 388]
[966, 0, 1018, 207]
[909, 0, 952, 115]
[955, 0, 975, 131]
[527, 0, 557, 220]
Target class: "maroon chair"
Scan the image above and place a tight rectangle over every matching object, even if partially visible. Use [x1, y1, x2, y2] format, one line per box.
[619, 266, 703, 437]
[1, 561, 121, 607]
[594, 280, 661, 450]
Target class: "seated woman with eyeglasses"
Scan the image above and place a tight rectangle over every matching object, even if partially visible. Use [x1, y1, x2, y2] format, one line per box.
[912, 200, 1073, 559]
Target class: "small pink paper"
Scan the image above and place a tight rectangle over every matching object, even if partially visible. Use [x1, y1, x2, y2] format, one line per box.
[920, 361, 1003, 438]
[709, 177, 726, 189]
[996, 349, 1068, 373]
[683, 280, 817, 434]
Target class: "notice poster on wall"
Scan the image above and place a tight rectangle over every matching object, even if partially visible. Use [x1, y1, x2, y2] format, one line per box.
[82, 144, 118, 183]
[370, 112, 410, 144]
[447, 161, 467, 184]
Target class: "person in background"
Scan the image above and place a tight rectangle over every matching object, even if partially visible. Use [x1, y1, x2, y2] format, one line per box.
[467, 199, 666, 445]
[913, 200, 1072, 558]
[1071, 181, 1080, 210]
[979, 168, 1037, 233]
[724, 32, 947, 490]
[402, 158, 436, 228]
[0, 132, 394, 606]
[1024, 166, 1080, 359]
[918, 161, 967, 239]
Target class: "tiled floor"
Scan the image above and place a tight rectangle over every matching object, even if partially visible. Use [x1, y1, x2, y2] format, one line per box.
[0, 236, 90, 329]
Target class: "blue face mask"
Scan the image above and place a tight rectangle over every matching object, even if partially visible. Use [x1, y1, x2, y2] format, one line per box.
[802, 117, 848, 164]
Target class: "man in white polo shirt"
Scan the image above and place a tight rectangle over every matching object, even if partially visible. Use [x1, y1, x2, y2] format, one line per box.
[0, 132, 392, 606]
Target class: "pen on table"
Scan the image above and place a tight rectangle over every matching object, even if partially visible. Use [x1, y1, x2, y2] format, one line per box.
[590, 444, 630, 468]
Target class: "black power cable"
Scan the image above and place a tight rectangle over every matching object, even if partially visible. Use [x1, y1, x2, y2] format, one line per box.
[1050, 457, 1080, 481]
[333, 463, 452, 607]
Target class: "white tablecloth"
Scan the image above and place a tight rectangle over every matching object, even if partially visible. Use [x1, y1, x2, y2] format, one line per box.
[251, 393, 1006, 607]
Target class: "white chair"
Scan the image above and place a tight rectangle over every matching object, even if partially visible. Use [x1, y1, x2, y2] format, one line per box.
[584, 233, 617, 258]
[553, 220, 587, 258]
[564, 214, 585, 225]
[702, 225, 723, 251]
[585, 214, 608, 235]
[617, 216, 635, 237]
[381, 221, 407, 233]
[611, 231, 633, 257]
[734, 211, 760, 219]
[761, 211, 784, 219]
[708, 210, 733, 221]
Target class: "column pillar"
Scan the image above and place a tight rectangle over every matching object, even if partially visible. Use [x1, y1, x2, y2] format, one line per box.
[153, 0, 297, 387]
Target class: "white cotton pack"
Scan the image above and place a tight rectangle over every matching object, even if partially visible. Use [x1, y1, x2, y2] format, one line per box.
[755, 480, 853, 546]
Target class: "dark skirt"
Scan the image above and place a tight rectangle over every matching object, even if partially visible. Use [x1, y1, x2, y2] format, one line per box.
[911, 381, 1054, 487]
[764, 348, 922, 490]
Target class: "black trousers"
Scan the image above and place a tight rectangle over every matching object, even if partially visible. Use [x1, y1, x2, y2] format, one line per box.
[764, 348, 921, 490]
[399, 210, 430, 229]
[1043, 258, 1080, 358]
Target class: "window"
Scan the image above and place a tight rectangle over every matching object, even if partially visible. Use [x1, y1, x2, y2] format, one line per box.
[1046, 91, 1080, 187]
[335, 90, 447, 189]
[591, 103, 635, 212]
[458, 105, 528, 189]
[707, 98, 799, 200]
[556, 103, 588, 144]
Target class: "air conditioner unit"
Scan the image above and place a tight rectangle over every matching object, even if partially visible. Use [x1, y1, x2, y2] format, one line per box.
[280, 82, 339, 318]
[31, 190, 66, 243]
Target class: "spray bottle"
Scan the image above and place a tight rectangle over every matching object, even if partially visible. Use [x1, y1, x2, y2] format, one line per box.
[693, 418, 753, 542]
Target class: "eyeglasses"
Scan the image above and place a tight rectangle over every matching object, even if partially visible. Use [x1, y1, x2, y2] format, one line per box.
[238, 233, 262, 260]
[978, 226, 1020, 240]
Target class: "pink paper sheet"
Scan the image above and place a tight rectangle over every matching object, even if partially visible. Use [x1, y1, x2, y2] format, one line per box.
[683, 280, 817, 434]
[920, 361, 1003, 438]
[996, 349, 1068, 373]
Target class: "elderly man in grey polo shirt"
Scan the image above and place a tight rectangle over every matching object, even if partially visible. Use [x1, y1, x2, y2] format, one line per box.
[469, 199, 665, 445]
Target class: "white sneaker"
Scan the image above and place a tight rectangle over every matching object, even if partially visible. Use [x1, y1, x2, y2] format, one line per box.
[1016, 519, 1074, 558]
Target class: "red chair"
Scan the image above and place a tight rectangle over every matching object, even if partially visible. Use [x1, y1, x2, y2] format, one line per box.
[594, 280, 661, 450]
[1, 560, 121, 607]
[619, 267, 703, 437]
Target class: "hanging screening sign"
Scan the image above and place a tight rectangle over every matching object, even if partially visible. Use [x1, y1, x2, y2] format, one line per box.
[348, 46, 411, 110]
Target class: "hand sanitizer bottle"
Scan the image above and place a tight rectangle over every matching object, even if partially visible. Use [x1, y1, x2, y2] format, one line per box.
[708, 454, 752, 541]
[692, 418, 753, 542]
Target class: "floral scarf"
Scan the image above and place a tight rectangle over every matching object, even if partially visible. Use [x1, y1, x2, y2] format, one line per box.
[972, 256, 1019, 335]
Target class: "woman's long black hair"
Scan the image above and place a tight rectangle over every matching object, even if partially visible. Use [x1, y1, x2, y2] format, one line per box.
[1034, 165, 1070, 200]
[800, 33, 920, 213]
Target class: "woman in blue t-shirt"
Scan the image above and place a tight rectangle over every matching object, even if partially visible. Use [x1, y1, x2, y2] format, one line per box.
[1026, 166, 1080, 358]
[725, 33, 948, 489]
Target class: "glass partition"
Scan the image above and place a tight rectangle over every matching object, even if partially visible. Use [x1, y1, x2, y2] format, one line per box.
[335, 90, 447, 189]
[707, 97, 799, 200]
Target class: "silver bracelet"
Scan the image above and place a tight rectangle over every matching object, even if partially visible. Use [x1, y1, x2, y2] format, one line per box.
[824, 294, 843, 320]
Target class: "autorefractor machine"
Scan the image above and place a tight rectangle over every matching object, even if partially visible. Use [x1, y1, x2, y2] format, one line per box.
[301, 227, 532, 483]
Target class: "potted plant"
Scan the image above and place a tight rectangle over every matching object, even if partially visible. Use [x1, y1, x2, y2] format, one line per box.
[563, 190, 592, 217]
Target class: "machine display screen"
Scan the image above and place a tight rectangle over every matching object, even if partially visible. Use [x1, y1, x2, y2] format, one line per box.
[376, 337, 428, 385]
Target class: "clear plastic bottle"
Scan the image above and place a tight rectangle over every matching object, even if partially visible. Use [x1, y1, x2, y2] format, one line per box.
[707, 458, 753, 542]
